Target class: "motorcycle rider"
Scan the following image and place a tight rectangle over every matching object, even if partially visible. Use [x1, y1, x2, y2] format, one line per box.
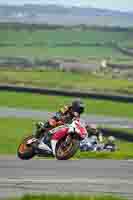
[31, 99, 85, 155]
[80, 124, 103, 151]
[86, 124, 103, 143]
[35, 99, 85, 138]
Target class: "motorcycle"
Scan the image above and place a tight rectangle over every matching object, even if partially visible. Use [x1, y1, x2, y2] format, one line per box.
[17, 118, 87, 160]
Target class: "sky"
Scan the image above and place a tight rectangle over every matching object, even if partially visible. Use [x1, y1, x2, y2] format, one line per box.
[0, 0, 133, 12]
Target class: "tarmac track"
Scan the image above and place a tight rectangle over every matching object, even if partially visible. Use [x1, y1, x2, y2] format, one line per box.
[0, 157, 133, 199]
[0, 107, 133, 128]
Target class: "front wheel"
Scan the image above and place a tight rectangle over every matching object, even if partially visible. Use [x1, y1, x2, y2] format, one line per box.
[17, 135, 36, 160]
[55, 136, 80, 160]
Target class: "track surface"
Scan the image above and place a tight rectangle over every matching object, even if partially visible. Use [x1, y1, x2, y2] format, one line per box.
[0, 157, 133, 199]
[0, 107, 133, 128]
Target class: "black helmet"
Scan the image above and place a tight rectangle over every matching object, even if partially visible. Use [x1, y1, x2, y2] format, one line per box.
[71, 99, 85, 114]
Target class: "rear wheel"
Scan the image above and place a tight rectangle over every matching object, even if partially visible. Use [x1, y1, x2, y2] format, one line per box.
[17, 136, 35, 160]
[55, 136, 80, 160]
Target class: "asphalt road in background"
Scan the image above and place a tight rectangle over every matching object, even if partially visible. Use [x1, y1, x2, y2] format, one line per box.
[0, 157, 133, 199]
[0, 107, 133, 128]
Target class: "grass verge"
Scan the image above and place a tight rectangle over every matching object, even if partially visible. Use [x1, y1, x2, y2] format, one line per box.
[0, 117, 133, 159]
[0, 91, 133, 119]
[6, 194, 127, 200]
[1, 69, 133, 94]
[0, 28, 130, 59]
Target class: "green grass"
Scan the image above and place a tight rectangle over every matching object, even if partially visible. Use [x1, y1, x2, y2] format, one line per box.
[0, 91, 133, 119]
[0, 46, 125, 59]
[0, 29, 130, 45]
[1, 69, 133, 94]
[0, 29, 131, 59]
[0, 117, 36, 154]
[0, 117, 133, 159]
[6, 194, 127, 200]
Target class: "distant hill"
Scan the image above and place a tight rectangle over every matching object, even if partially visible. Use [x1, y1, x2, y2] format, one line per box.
[0, 4, 133, 27]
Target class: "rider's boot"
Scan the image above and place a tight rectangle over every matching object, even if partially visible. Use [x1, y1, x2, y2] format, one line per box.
[27, 122, 46, 151]
[34, 122, 45, 139]
[34, 123, 52, 153]
[38, 140, 52, 153]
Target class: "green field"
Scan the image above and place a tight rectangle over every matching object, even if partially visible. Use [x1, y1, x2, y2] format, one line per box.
[0, 91, 133, 119]
[0, 46, 125, 59]
[0, 29, 131, 45]
[0, 117, 133, 159]
[0, 29, 132, 59]
[6, 194, 127, 200]
[1, 69, 133, 94]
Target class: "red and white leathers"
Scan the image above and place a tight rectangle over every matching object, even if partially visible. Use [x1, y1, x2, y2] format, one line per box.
[47, 118, 87, 156]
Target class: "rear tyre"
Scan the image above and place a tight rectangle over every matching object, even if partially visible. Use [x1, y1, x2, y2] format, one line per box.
[55, 137, 79, 160]
[17, 136, 36, 160]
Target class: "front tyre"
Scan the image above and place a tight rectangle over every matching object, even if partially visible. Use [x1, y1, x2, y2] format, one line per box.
[17, 136, 35, 160]
[55, 137, 80, 160]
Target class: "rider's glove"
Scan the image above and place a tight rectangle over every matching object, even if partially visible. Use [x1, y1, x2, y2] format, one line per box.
[68, 125, 75, 134]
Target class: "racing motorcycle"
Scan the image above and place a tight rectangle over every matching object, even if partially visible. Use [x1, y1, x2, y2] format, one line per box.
[17, 119, 87, 160]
